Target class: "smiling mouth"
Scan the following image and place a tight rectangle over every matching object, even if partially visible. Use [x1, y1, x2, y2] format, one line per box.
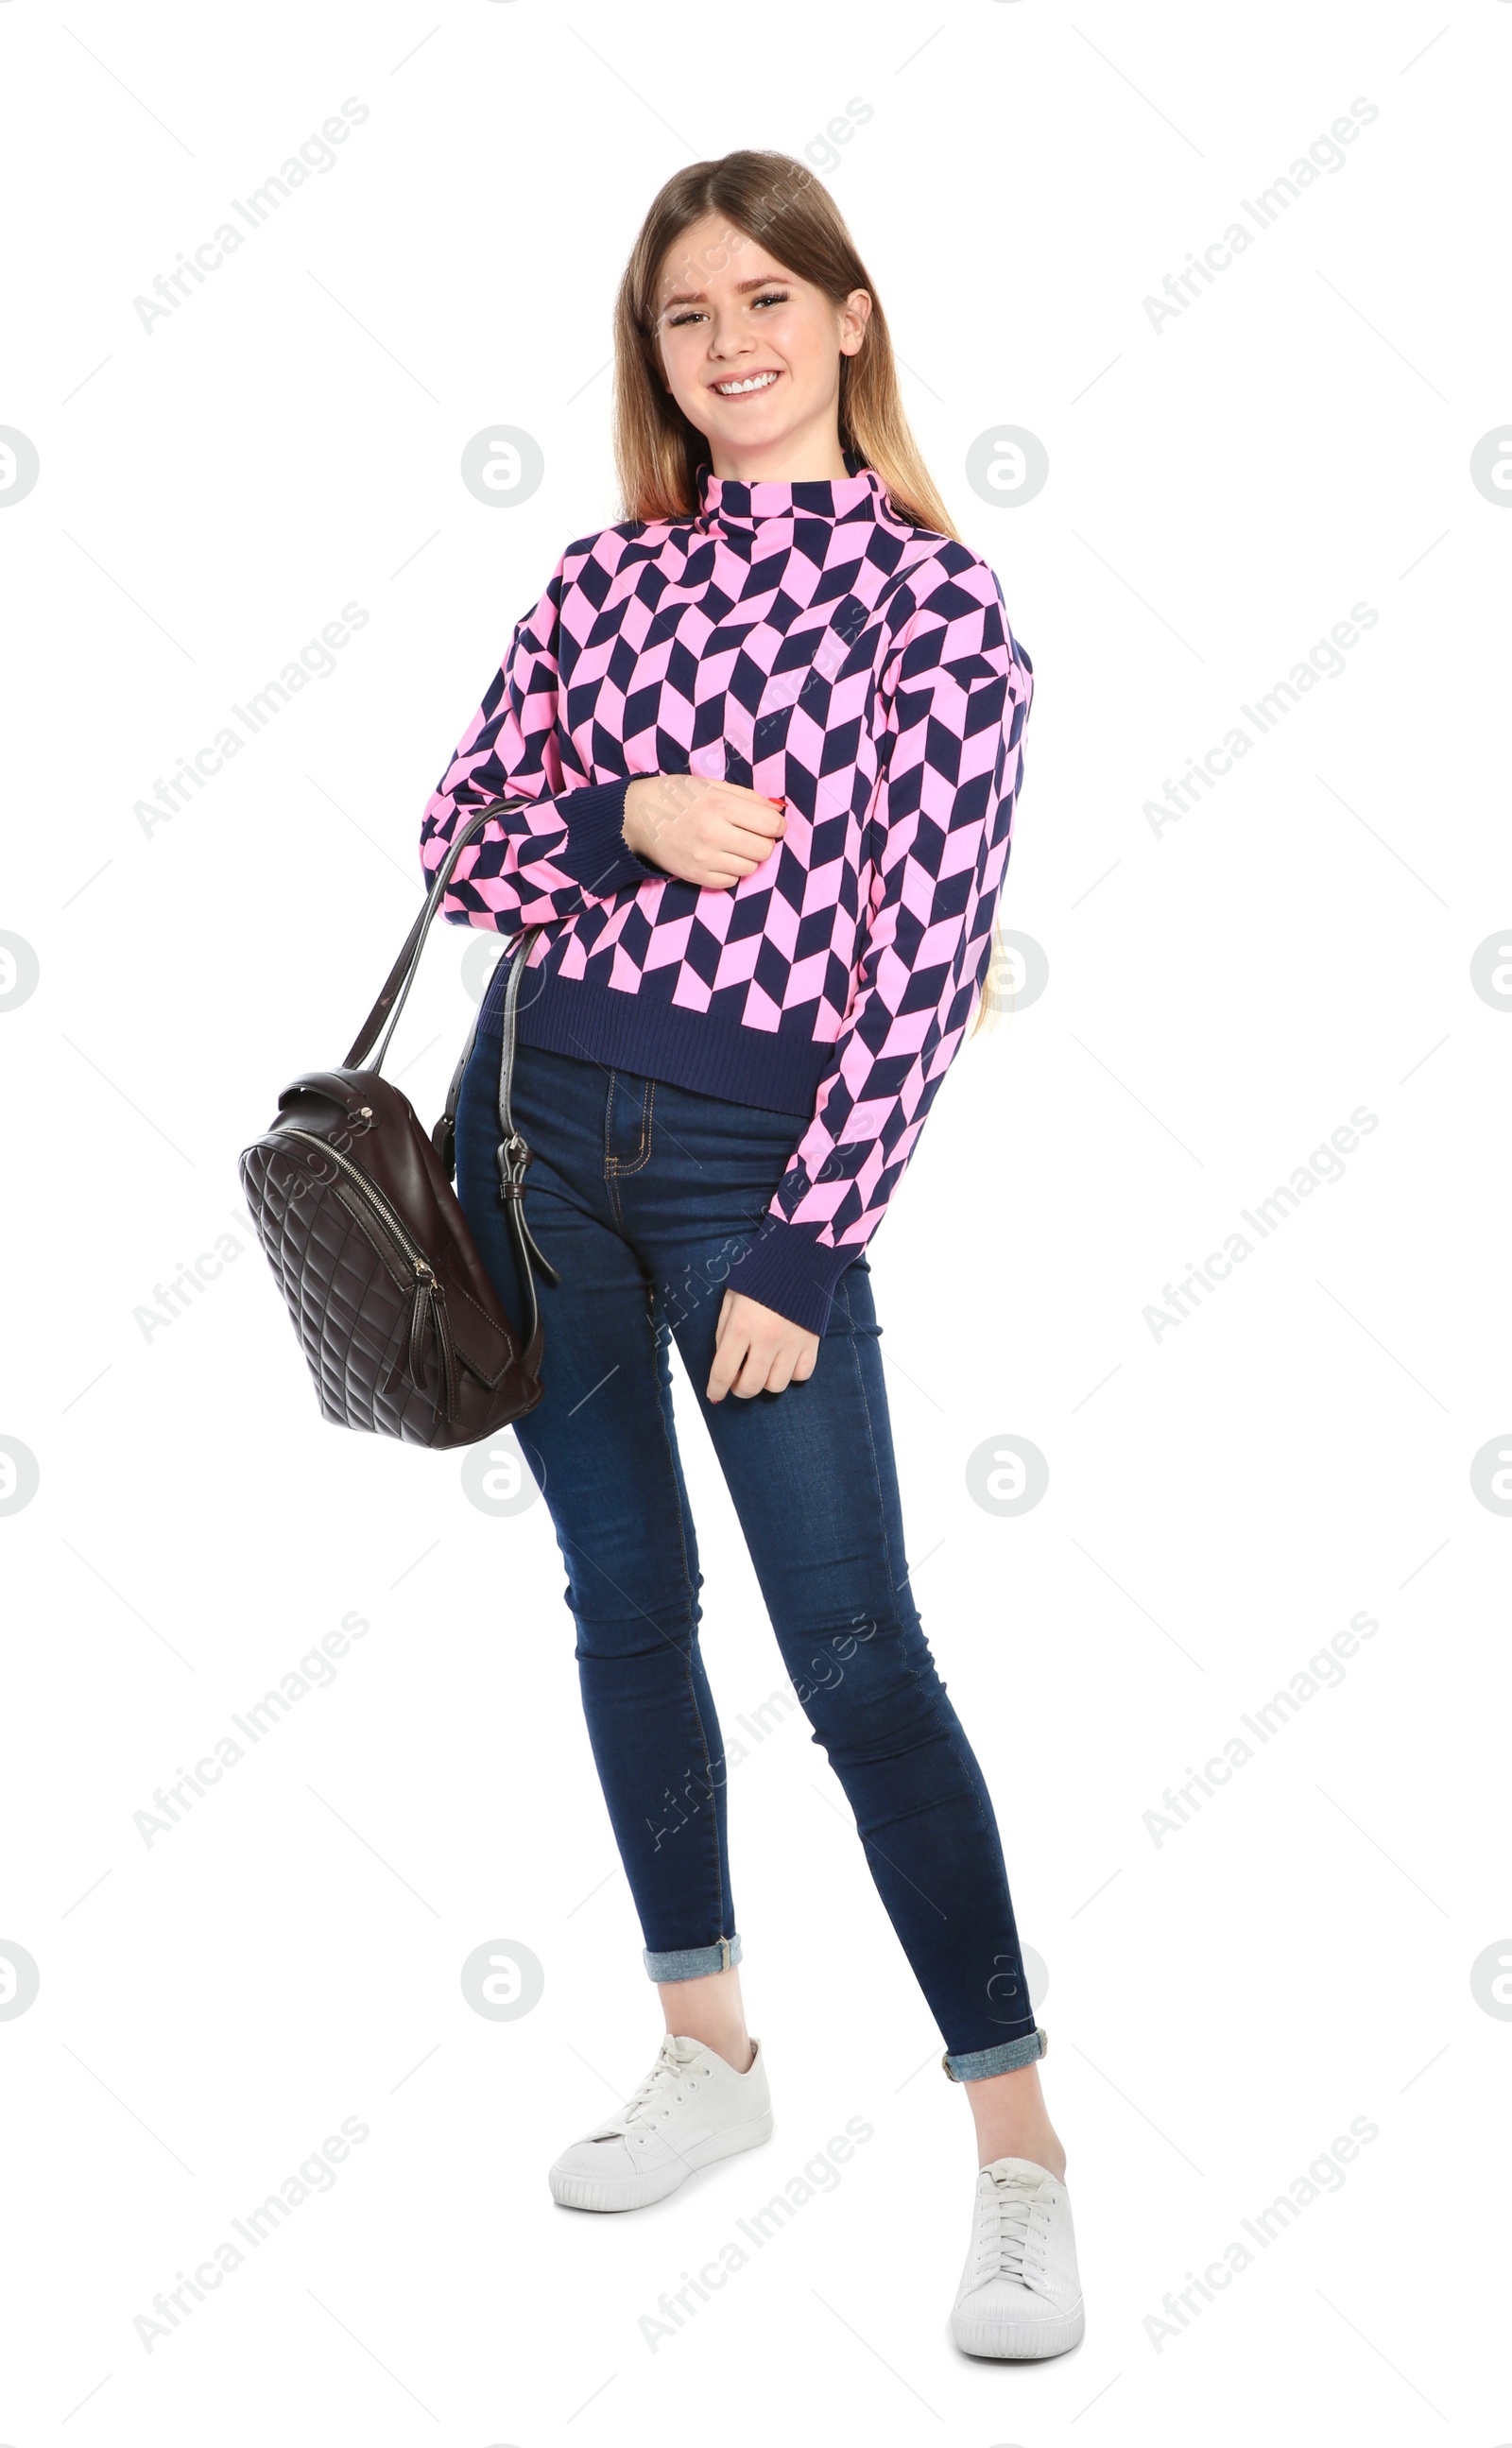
[710, 370, 782, 398]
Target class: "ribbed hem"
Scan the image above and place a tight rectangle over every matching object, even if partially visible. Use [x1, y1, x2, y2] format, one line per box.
[481, 964, 833, 1118]
[644, 1933, 742, 1981]
[476, 963, 867, 1336]
[942, 2026, 1049, 2082]
[545, 779, 665, 898]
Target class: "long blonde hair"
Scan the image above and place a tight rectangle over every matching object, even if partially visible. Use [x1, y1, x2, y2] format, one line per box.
[610, 149, 1011, 1038]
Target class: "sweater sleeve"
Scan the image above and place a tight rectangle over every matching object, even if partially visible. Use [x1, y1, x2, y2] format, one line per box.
[723, 563, 1034, 1337]
[419, 547, 666, 924]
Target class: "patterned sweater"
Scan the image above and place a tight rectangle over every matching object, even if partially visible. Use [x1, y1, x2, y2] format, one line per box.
[419, 450, 1035, 1336]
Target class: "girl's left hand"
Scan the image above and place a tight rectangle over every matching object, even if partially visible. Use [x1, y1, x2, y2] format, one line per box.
[706, 1291, 819, 1401]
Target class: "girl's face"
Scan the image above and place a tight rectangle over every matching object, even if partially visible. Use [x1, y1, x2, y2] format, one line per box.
[653, 213, 870, 478]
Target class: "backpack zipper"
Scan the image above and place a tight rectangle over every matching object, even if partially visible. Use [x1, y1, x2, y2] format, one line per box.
[275, 1123, 461, 1419]
[275, 1125, 435, 1283]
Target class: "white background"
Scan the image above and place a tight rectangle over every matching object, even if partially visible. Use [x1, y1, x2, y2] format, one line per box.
[2, 0, 1508, 2438]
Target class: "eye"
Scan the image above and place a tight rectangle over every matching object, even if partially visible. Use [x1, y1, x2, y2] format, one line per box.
[664, 289, 791, 329]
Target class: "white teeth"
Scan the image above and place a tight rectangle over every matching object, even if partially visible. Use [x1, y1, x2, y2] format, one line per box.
[714, 371, 779, 396]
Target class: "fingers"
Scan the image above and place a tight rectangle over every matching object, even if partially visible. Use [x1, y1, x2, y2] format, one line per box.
[764, 1351, 797, 1395]
[704, 781, 787, 839]
[707, 1325, 768, 1402]
[626, 777, 786, 891]
[697, 811, 784, 888]
[731, 798, 787, 840]
[706, 1314, 739, 1403]
[686, 831, 774, 888]
[707, 778, 785, 810]
[705, 1294, 821, 1401]
[704, 1302, 753, 1400]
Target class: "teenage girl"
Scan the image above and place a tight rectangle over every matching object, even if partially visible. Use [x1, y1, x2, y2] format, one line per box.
[422, 148, 1084, 2361]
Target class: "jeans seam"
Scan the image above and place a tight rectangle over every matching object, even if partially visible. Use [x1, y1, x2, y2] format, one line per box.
[837, 1268, 1000, 1854]
[605, 1076, 655, 1179]
[645, 1297, 727, 1949]
[833, 1268, 899, 1596]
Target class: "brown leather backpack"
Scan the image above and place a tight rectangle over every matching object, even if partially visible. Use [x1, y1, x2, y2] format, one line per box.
[238, 803, 555, 1446]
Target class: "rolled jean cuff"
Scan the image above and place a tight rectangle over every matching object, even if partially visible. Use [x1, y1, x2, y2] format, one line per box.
[942, 2026, 1048, 2082]
[643, 1933, 742, 1982]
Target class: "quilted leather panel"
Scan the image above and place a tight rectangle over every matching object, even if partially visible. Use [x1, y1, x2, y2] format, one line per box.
[239, 1131, 543, 1449]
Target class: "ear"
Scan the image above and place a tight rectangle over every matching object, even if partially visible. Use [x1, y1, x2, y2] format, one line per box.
[839, 289, 872, 358]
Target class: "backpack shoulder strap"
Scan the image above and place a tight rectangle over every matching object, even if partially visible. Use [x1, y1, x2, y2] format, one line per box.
[344, 799, 527, 1071]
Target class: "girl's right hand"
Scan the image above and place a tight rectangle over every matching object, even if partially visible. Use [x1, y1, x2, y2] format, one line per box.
[623, 775, 785, 890]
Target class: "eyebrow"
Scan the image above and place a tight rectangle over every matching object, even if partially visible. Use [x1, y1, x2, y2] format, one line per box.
[659, 273, 790, 311]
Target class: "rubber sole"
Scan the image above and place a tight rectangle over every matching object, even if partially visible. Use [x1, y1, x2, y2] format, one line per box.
[951, 2296, 1086, 2360]
[549, 2107, 776, 2213]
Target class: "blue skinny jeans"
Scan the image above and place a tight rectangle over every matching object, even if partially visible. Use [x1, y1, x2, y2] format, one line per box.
[455, 1028, 1046, 2081]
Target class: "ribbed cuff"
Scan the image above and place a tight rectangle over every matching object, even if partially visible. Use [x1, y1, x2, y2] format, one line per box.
[723, 1215, 860, 1339]
[548, 779, 665, 898]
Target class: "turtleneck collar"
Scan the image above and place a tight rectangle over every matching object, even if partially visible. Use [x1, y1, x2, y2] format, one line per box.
[694, 445, 895, 537]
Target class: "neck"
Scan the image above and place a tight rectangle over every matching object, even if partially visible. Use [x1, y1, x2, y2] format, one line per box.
[704, 413, 851, 487]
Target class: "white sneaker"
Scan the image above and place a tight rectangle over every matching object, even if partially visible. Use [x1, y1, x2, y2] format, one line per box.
[548, 2032, 774, 2212]
[950, 2156, 1086, 2358]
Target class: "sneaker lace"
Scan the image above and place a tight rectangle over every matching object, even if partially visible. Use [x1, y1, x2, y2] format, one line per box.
[975, 2167, 1047, 2284]
[602, 2039, 699, 2138]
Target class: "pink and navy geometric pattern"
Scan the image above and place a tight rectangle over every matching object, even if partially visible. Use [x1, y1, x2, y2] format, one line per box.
[420, 454, 1034, 1336]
